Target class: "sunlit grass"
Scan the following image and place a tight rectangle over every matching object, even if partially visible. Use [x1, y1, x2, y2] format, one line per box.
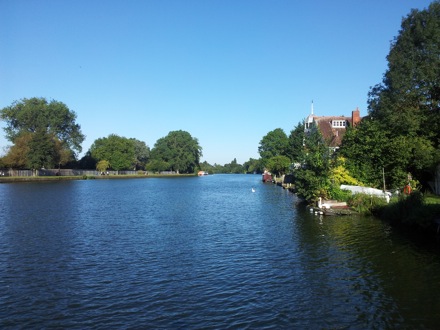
[424, 193, 440, 205]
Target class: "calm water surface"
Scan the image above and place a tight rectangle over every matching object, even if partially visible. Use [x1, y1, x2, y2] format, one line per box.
[1, 174, 440, 329]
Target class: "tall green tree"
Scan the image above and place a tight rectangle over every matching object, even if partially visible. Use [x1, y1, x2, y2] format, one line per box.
[293, 125, 332, 202]
[258, 128, 290, 166]
[370, 1, 440, 140]
[1, 97, 84, 154]
[77, 151, 97, 169]
[0, 97, 85, 169]
[149, 130, 202, 173]
[345, 2, 440, 189]
[340, 118, 388, 187]
[130, 138, 150, 170]
[26, 129, 58, 170]
[89, 134, 135, 171]
[265, 155, 291, 176]
[2, 133, 32, 168]
[288, 121, 306, 164]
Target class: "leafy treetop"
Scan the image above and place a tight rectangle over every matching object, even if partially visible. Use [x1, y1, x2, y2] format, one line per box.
[1, 97, 85, 155]
[149, 130, 202, 173]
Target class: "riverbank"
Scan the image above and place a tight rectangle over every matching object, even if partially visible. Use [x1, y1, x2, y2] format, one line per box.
[372, 192, 440, 236]
[271, 175, 440, 237]
[0, 173, 196, 183]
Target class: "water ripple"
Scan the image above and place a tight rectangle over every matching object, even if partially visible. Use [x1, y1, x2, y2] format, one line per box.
[1, 177, 440, 329]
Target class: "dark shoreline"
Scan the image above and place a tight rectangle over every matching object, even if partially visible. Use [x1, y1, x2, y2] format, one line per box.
[0, 173, 196, 183]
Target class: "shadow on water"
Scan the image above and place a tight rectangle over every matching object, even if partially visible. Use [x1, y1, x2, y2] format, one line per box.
[295, 204, 440, 329]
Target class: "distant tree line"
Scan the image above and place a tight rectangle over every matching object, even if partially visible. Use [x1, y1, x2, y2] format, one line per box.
[0, 102, 204, 174]
[199, 158, 263, 174]
[0, 98, 258, 174]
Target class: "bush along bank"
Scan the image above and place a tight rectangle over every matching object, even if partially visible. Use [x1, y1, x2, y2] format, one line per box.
[372, 191, 440, 234]
[299, 181, 440, 237]
[346, 193, 388, 215]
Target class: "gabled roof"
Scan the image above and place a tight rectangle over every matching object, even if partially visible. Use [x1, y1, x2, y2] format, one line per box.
[314, 116, 350, 147]
[304, 106, 361, 148]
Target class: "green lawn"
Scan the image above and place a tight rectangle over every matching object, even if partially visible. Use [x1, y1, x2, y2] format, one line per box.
[425, 194, 440, 205]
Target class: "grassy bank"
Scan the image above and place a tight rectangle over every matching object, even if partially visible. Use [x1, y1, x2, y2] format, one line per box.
[372, 192, 440, 233]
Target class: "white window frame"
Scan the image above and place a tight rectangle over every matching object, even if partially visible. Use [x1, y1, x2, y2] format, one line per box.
[332, 120, 346, 128]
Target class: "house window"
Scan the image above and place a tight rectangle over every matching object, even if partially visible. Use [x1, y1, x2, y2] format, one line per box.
[332, 120, 346, 128]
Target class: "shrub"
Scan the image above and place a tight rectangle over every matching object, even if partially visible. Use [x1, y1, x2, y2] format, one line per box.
[375, 191, 440, 229]
[347, 193, 387, 214]
[328, 185, 352, 202]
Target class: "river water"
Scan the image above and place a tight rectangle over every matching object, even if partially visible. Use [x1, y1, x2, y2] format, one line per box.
[1, 174, 440, 329]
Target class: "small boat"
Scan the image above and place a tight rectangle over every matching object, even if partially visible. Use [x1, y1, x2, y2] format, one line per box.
[262, 171, 272, 183]
[198, 171, 208, 176]
[316, 197, 358, 216]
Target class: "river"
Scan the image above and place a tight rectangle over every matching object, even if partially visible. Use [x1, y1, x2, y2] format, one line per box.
[1, 174, 440, 329]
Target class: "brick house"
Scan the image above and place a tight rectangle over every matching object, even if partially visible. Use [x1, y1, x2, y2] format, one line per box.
[304, 102, 361, 151]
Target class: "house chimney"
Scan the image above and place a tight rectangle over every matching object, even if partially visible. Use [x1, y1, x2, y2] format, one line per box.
[352, 107, 361, 126]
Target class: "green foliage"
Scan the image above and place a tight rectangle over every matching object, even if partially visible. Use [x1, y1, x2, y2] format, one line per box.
[222, 158, 245, 173]
[1, 133, 32, 168]
[0, 97, 84, 154]
[199, 161, 215, 173]
[340, 114, 439, 190]
[293, 126, 331, 202]
[145, 159, 170, 173]
[294, 168, 330, 201]
[0, 97, 84, 169]
[327, 185, 352, 202]
[375, 191, 440, 228]
[265, 155, 291, 176]
[130, 138, 150, 170]
[258, 128, 290, 166]
[243, 158, 263, 174]
[26, 130, 58, 169]
[149, 130, 202, 173]
[347, 193, 388, 215]
[77, 151, 97, 169]
[96, 160, 110, 173]
[424, 192, 440, 204]
[3, 129, 72, 170]
[340, 119, 387, 187]
[89, 134, 135, 171]
[198, 158, 260, 174]
[361, 2, 440, 190]
[330, 156, 362, 186]
[288, 121, 305, 164]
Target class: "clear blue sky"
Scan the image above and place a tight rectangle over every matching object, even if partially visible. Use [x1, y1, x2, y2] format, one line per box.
[0, 0, 433, 165]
